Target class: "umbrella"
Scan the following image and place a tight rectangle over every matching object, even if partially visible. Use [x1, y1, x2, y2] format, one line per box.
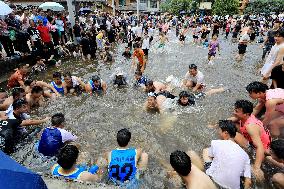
[0, 150, 48, 189]
[39, 2, 64, 11]
[0, 1, 13, 15]
[79, 7, 92, 13]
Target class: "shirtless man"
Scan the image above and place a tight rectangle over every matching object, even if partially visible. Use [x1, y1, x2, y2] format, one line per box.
[144, 92, 167, 114]
[24, 79, 60, 98]
[85, 75, 107, 96]
[0, 87, 25, 111]
[169, 150, 217, 189]
[144, 80, 167, 93]
[26, 86, 45, 108]
[246, 81, 284, 137]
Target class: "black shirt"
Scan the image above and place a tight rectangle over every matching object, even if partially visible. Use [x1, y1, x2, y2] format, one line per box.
[73, 24, 81, 37]
[0, 119, 22, 154]
[270, 65, 284, 89]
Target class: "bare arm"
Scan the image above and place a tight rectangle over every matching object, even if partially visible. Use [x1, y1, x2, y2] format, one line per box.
[192, 83, 201, 92]
[244, 178, 252, 189]
[102, 82, 107, 95]
[264, 48, 284, 77]
[252, 101, 265, 116]
[39, 81, 60, 96]
[262, 100, 277, 126]
[272, 79, 277, 89]
[21, 117, 50, 126]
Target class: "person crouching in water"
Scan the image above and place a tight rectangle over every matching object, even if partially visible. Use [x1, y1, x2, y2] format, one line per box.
[85, 75, 107, 96]
[51, 72, 67, 96]
[38, 113, 77, 157]
[177, 91, 195, 106]
[63, 72, 85, 95]
[51, 144, 101, 182]
[106, 128, 148, 185]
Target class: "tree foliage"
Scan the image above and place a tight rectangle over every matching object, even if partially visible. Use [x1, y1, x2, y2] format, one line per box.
[212, 0, 239, 16]
[160, 0, 193, 15]
[245, 0, 284, 14]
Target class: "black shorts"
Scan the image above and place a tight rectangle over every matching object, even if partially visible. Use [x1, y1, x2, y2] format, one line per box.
[232, 32, 238, 38]
[179, 35, 186, 41]
[193, 35, 199, 39]
[204, 162, 212, 171]
[238, 44, 247, 54]
[157, 91, 176, 99]
[142, 49, 149, 56]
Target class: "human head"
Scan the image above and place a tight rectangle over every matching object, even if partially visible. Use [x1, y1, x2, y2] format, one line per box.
[57, 145, 79, 170]
[63, 72, 72, 84]
[212, 35, 218, 40]
[53, 72, 62, 85]
[117, 128, 131, 147]
[133, 42, 140, 50]
[170, 150, 191, 176]
[91, 75, 101, 86]
[31, 86, 44, 98]
[145, 80, 155, 93]
[146, 93, 160, 114]
[233, 100, 253, 120]
[274, 29, 284, 44]
[246, 81, 268, 100]
[270, 139, 284, 163]
[36, 56, 44, 64]
[51, 113, 65, 126]
[135, 71, 142, 80]
[218, 120, 237, 139]
[19, 64, 29, 75]
[188, 64, 198, 76]
[12, 99, 28, 114]
[12, 87, 25, 100]
[178, 91, 195, 106]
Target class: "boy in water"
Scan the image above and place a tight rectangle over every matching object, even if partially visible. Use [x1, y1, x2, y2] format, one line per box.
[50, 72, 67, 96]
[106, 128, 148, 185]
[169, 150, 217, 189]
[208, 35, 220, 65]
[38, 113, 77, 157]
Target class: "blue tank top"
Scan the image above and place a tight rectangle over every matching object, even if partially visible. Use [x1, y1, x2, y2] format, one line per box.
[89, 80, 103, 92]
[108, 148, 137, 183]
[137, 76, 148, 86]
[38, 127, 63, 157]
[51, 81, 64, 95]
[52, 164, 87, 180]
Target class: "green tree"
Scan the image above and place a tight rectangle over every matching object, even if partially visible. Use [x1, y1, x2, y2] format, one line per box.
[160, 0, 193, 15]
[212, 0, 239, 15]
[245, 0, 284, 14]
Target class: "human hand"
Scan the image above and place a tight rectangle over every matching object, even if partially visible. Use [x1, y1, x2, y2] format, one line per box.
[252, 166, 264, 183]
[43, 117, 51, 122]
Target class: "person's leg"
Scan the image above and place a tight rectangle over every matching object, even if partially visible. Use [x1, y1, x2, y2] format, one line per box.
[187, 150, 204, 171]
[272, 173, 284, 189]
[202, 148, 212, 162]
[268, 116, 284, 138]
[138, 152, 148, 170]
[205, 87, 225, 96]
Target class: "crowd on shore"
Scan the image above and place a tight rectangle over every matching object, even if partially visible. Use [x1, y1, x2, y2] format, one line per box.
[1, 2, 284, 188]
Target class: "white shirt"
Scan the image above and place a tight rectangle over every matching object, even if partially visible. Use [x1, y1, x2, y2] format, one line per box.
[206, 140, 251, 189]
[184, 70, 204, 85]
[106, 20, 111, 30]
[142, 37, 150, 49]
[56, 128, 77, 143]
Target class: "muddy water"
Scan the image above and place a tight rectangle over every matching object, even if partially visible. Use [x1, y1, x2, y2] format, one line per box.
[10, 29, 274, 188]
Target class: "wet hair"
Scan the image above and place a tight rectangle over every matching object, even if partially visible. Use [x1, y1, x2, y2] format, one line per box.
[57, 145, 79, 170]
[92, 75, 100, 82]
[24, 79, 34, 86]
[12, 87, 25, 98]
[246, 81, 268, 94]
[188, 64, 197, 70]
[53, 72, 62, 79]
[234, 100, 253, 115]
[12, 99, 28, 110]
[117, 128, 131, 147]
[275, 29, 284, 38]
[133, 42, 140, 49]
[170, 150, 191, 176]
[51, 113, 65, 126]
[135, 71, 142, 76]
[36, 56, 41, 62]
[178, 91, 195, 106]
[63, 71, 72, 78]
[219, 120, 237, 138]
[31, 86, 43, 94]
[270, 139, 284, 160]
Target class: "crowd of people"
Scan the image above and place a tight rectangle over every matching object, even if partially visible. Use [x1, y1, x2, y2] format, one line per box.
[0, 2, 284, 188]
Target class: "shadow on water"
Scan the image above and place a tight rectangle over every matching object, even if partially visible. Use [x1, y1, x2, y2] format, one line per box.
[9, 30, 276, 188]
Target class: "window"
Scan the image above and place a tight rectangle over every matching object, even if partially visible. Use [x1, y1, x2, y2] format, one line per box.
[150, 0, 157, 8]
